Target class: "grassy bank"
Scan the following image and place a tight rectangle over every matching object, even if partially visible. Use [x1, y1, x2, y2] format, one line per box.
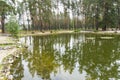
[18, 30, 120, 37]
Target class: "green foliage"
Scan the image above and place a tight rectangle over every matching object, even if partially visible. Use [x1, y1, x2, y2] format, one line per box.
[6, 16, 19, 37]
[0, 0, 15, 33]
[74, 29, 81, 32]
[0, 1, 14, 14]
[82, 0, 120, 30]
[93, 29, 98, 32]
[1, 0, 119, 31]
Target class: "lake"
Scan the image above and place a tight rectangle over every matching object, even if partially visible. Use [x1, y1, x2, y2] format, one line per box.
[10, 33, 120, 80]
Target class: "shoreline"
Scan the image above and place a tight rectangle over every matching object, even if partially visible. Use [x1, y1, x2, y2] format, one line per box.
[0, 35, 24, 79]
[0, 35, 18, 79]
[19, 30, 120, 37]
[0, 36, 17, 62]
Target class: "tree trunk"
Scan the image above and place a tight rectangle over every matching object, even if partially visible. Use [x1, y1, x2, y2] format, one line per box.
[118, 7, 120, 30]
[102, 25, 107, 31]
[1, 15, 5, 33]
[95, 6, 99, 30]
[103, 2, 108, 31]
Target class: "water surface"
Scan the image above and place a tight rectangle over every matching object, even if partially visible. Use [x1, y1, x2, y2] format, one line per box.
[10, 33, 120, 80]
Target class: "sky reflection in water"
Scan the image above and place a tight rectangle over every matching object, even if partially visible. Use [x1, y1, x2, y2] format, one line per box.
[10, 34, 120, 80]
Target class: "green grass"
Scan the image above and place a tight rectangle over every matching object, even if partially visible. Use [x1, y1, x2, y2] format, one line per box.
[74, 29, 81, 32]
[0, 44, 15, 48]
[0, 64, 3, 70]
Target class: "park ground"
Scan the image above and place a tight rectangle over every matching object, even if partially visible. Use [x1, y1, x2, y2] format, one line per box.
[0, 36, 16, 63]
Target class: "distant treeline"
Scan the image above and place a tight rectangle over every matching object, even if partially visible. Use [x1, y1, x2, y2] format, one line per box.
[0, 0, 120, 33]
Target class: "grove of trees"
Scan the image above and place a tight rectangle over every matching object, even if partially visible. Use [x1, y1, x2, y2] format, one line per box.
[0, 0, 120, 33]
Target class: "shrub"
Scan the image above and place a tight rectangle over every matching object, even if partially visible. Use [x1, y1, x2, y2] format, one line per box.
[74, 29, 81, 32]
[93, 29, 98, 32]
[6, 16, 19, 37]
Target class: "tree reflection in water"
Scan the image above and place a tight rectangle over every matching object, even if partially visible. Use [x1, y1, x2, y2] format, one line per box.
[9, 54, 24, 80]
[78, 35, 120, 80]
[10, 34, 120, 80]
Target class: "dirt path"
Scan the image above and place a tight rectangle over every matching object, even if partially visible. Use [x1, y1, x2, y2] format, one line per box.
[0, 48, 17, 63]
[0, 36, 15, 45]
[0, 35, 16, 63]
[19, 30, 120, 37]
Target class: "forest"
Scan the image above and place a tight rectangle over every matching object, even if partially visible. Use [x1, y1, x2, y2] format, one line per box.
[0, 0, 120, 33]
[1, 0, 120, 80]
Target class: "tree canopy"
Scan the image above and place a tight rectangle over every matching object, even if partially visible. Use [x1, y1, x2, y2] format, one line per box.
[0, 0, 120, 32]
[0, 0, 15, 33]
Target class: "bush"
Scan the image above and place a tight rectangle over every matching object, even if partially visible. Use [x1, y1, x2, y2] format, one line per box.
[6, 16, 19, 37]
[74, 29, 81, 32]
[93, 29, 98, 32]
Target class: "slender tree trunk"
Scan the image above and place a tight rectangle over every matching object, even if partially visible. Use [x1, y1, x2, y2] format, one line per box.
[1, 14, 5, 33]
[84, 14, 87, 30]
[40, 18, 43, 31]
[76, 17, 78, 29]
[68, 17, 70, 30]
[118, 7, 120, 30]
[103, 2, 108, 31]
[95, 6, 99, 30]
[72, 13, 75, 30]
[95, 19, 99, 30]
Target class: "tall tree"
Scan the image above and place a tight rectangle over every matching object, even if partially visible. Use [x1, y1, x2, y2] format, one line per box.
[0, 0, 14, 33]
